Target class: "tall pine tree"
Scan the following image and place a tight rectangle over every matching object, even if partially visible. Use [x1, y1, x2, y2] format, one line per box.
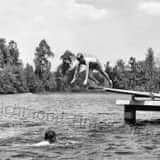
[34, 39, 54, 80]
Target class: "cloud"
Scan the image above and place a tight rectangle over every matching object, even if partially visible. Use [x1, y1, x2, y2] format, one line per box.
[67, 0, 108, 20]
[139, 1, 160, 15]
[33, 16, 46, 25]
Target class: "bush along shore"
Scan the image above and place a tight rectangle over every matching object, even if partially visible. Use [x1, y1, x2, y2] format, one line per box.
[0, 38, 159, 94]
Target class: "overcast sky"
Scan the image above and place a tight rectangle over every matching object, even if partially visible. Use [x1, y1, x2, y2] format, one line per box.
[1, 0, 160, 70]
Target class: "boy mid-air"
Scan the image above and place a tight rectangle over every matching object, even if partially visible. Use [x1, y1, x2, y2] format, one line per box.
[70, 53, 113, 87]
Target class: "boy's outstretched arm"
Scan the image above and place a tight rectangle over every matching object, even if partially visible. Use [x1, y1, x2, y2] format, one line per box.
[70, 65, 80, 84]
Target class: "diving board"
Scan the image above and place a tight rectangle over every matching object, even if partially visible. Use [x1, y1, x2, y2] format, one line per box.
[102, 87, 160, 99]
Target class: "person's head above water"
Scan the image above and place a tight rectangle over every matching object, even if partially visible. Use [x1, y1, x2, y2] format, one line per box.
[44, 130, 56, 144]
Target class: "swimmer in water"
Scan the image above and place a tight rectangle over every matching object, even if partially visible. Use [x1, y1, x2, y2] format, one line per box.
[44, 129, 56, 143]
[33, 129, 56, 146]
[32, 129, 79, 147]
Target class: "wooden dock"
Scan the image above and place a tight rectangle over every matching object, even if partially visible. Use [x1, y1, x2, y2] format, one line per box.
[116, 99, 160, 123]
[98, 87, 160, 123]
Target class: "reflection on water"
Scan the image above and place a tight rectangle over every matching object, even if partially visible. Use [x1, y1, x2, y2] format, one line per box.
[0, 93, 159, 159]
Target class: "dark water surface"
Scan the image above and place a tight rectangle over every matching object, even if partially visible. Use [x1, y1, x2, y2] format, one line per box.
[0, 93, 160, 160]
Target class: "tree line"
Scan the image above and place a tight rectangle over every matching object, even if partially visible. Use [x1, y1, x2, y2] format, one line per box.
[0, 38, 159, 94]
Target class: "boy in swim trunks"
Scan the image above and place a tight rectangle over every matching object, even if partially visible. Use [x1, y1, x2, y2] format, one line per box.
[71, 53, 113, 87]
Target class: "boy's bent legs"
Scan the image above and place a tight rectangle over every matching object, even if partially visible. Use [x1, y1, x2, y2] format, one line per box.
[98, 65, 112, 87]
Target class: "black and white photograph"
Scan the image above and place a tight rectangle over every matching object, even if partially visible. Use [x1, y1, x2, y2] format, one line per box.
[0, 0, 160, 159]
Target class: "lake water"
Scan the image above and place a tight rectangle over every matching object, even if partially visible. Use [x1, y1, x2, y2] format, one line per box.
[0, 93, 160, 160]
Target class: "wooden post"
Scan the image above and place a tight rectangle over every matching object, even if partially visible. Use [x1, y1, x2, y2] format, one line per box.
[124, 105, 136, 124]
